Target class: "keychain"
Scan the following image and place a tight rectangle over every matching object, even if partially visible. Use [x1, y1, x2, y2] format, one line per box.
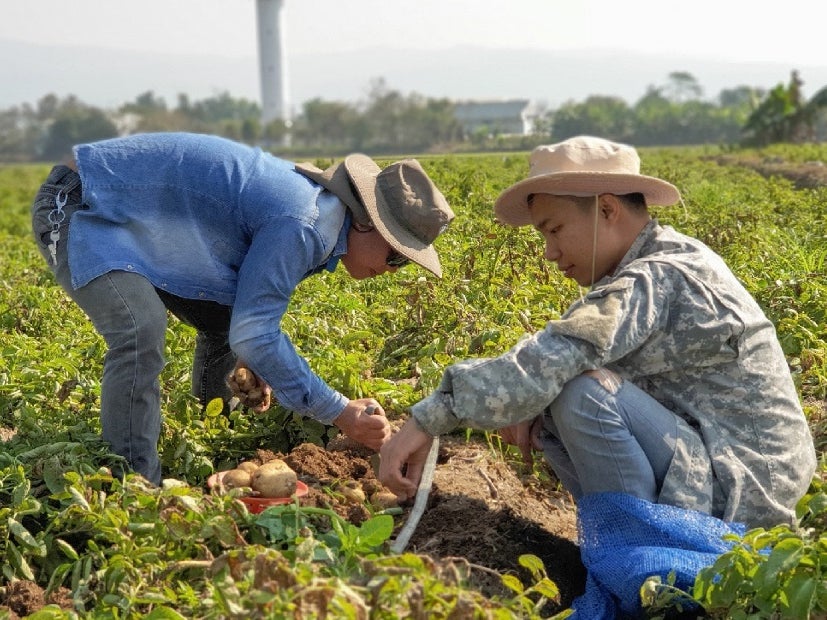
[47, 190, 68, 265]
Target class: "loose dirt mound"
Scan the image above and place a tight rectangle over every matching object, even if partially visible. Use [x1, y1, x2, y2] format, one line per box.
[273, 435, 586, 612]
[0, 581, 72, 618]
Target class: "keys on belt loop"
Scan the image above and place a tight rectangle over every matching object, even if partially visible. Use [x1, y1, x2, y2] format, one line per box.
[46, 190, 68, 266]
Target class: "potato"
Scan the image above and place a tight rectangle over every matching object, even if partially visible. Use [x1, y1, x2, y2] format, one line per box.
[251, 459, 298, 498]
[228, 367, 267, 408]
[244, 388, 265, 407]
[259, 458, 291, 472]
[370, 490, 399, 510]
[236, 461, 259, 474]
[221, 468, 252, 490]
[233, 367, 257, 391]
[338, 481, 366, 504]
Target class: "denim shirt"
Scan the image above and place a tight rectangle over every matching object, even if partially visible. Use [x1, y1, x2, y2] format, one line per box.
[70, 132, 350, 423]
[412, 220, 816, 527]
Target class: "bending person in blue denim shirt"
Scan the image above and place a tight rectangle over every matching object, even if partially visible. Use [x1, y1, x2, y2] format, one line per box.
[31, 132, 454, 485]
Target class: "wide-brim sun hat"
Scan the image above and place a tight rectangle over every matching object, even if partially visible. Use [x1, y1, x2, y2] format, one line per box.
[295, 156, 455, 277]
[494, 136, 681, 227]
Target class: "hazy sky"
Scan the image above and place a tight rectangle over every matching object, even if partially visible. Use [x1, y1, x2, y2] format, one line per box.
[2, 1, 825, 109]
[5, 0, 824, 63]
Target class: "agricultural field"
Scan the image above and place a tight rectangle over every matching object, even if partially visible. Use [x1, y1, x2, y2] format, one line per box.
[1, 145, 826, 618]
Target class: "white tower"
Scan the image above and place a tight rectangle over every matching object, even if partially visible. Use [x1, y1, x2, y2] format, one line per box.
[256, 0, 290, 126]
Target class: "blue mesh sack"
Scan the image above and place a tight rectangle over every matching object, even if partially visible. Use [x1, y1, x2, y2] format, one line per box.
[569, 492, 746, 619]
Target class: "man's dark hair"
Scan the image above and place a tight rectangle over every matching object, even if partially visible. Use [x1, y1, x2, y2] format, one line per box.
[527, 192, 648, 211]
[617, 192, 647, 211]
[568, 192, 648, 212]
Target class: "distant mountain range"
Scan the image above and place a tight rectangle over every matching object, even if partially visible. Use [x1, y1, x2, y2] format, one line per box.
[4, 38, 825, 113]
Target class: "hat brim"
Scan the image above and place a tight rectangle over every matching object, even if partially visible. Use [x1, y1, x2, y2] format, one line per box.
[294, 161, 372, 227]
[494, 172, 681, 226]
[344, 154, 443, 277]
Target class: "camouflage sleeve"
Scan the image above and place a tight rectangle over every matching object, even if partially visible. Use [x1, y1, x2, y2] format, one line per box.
[412, 271, 669, 436]
[411, 331, 597, 435]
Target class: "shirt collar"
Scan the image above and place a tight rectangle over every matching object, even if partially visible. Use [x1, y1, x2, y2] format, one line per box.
[323, 211, 351, 273]
[593, 219, 661, 287]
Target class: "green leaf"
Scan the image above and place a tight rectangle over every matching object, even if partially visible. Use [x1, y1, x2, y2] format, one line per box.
[533, 577, 560, 599]
[8, 518, 46, 556]
[205, 397, 225, 417]
[761, 537, 805, 591]
[340, 330, 373, 346]
[518, 553, 546, 577]
[784, 572, 817, 619]
[11, 476, 31, 507]
[26, 609, 72, 620]
[42, 455, 68, 494]
[68, 486, 90, 510]
[500, 573, 524, 594]
[144, 606, 188, 619]
[357, 515, 394, 547]
[6, 540, 35, 580]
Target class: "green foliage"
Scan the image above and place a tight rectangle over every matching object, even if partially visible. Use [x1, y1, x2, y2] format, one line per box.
[690, 524, 827, 619]
[7, 70, 825, 163]
[1, 148, 826, 616]
[742, 70, 827, 147]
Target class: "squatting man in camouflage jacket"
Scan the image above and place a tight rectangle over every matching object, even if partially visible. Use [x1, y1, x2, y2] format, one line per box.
[379, 135, 816, 529]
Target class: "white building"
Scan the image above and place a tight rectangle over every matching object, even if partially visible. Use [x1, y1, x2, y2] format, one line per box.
[454, 99, 542, 136]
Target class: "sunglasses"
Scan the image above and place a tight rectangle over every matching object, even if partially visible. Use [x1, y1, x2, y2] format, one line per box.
[351, 223, 409, 267]
[386, 249, 410, 268]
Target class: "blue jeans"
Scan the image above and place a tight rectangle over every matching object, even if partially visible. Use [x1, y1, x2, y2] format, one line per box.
[32, 166, 235, 484]
[540, 371, 680, 503]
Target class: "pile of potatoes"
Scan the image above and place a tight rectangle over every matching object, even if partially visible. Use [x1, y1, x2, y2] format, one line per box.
[227, 367, 267, 408]
[220, 459, 297, 498]
[218, 458, 400, 509]
[336, 480, 399, 510]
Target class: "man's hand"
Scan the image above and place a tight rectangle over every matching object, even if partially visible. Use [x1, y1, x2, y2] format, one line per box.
[379, 418, 434, 501]
[333, 399, 391, 451]
[498, 416, 544, 466]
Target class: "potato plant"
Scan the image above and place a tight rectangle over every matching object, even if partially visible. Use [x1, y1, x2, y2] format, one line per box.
[1, 146, 827, 618]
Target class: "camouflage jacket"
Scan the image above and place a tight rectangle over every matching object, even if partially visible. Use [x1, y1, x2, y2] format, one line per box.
[412, 220, 816, 527]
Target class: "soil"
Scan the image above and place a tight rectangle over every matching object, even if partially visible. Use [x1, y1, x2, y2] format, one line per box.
[0, 581, 73, 618]
[278, 434, 586, 614]
[712, 154, 827, 190]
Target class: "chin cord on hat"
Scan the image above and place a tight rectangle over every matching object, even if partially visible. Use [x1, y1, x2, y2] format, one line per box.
[576, 194, 601, 304]
[590, 195, 599, 287]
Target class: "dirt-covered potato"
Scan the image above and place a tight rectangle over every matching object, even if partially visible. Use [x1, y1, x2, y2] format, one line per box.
[221, 468, 253, 489]
[233, 367, 256, 391]
[251, 459, 298, 498]
[244, 387, 264, 405]
[227, 367, 267, 408]
[236, 461, 259, 474]
[370, 490, 399, 510]
[338, 480, 366, 504]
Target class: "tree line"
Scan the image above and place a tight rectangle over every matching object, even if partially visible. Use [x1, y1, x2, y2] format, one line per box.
[1, 71, 825, 163]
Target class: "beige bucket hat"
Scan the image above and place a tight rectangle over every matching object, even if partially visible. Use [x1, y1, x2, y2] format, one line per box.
[296, 155, 454, 277]
[494, 136, 681, 226]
